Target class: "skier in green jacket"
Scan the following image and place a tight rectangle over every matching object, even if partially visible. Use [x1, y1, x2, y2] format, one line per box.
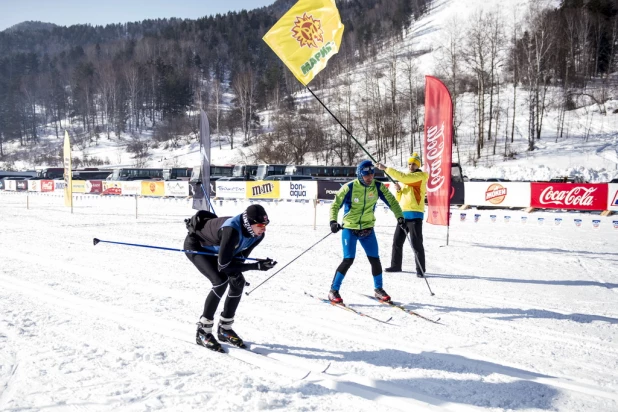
[328, 160, 405, 304]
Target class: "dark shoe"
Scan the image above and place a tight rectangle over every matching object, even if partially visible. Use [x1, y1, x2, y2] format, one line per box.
[328, 289, 343, 304]
[196, 319, 224, 352]
[385, 267, 402, 273]
[217, 317, 247, 348]
[417, 272, 424, 278]
[374, 288, 391, 302]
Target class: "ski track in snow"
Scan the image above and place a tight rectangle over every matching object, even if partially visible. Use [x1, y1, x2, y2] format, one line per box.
[1, 192, 617, 411]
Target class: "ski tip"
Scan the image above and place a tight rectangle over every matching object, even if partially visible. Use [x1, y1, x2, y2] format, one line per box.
[93, 238, 100, 246]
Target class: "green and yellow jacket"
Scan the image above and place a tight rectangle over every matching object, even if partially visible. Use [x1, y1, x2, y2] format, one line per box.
[329, 179, 403, 230]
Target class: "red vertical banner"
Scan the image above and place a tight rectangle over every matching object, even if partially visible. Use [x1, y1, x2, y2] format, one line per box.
[424, 76, 453, 226]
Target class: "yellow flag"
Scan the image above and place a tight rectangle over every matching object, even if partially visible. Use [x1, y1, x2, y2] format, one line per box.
[63, 131, 73, 207]
[263, 0, 344, 86]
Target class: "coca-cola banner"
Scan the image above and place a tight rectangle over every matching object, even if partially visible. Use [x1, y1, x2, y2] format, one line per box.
[531, 183, 608, 211]
[608, 183, 618, 211]
[41, 180, 55, 192]
[423, 76, 453, 226]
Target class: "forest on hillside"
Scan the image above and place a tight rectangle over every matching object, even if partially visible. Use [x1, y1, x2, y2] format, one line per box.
[0, 0, 617, 169]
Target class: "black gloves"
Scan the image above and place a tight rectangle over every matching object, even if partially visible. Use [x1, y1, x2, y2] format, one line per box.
[330, 221, 342, 233]
[397, 217, 408, 232]
[252, 258, 277, 271]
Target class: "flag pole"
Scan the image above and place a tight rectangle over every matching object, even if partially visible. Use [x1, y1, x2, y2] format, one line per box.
[306, 86, 396, 184]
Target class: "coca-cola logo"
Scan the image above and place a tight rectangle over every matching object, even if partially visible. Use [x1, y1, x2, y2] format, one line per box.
[539, 186, 597, 206]
[426, 122, 445, 193]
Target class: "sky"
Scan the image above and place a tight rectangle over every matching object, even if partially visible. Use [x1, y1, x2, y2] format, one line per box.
[0, 0, 276, 31]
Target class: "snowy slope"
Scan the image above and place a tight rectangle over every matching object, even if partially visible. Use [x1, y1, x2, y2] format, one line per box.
[1, 192, 617, 411]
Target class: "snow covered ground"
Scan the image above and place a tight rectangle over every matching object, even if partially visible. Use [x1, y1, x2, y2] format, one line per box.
[1, 192, 617, 411]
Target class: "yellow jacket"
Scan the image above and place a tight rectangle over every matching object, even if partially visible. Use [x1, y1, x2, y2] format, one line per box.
[385, 167, 428, 213]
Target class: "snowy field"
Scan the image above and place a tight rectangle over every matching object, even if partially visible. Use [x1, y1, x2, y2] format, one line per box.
[1, 192, 617, 411]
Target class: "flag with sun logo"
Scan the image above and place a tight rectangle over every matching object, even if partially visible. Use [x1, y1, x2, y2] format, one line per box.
[263, 0, 344, 86]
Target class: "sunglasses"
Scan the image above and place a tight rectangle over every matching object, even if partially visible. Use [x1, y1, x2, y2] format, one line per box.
[250, 220, 269, 228]
[360, 166, 375, 176]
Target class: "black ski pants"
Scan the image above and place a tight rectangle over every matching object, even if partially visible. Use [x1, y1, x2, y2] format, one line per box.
[390, 218, 425, 275]
[184, 234, 245, 320]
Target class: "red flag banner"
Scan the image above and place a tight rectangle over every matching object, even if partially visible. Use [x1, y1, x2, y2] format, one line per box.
[423, 76, 453, 226]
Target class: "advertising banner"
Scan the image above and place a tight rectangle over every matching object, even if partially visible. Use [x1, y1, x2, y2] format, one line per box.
[41, 180, 55, 192]
[122, 181, 142, 196]
[102, 181, 122, 195]
[28, 180, 40, 192]
[165, 181, 190, 197]
[423, 76, 453, 226]
[16, 180, 28, 191]
[530, 183, 608, 211]
[85, 180, 102, 194]
[278, 181, 318, 200]
[72, 180, 86, 193]
[608, 183, 618, 211]
[141, 181, 165, 197]
[54, 181, 66, 191]
[317, 181, 345, 200]
[63, 131, 73, 207]
[215, 182, 246, 199]
[464, 182, 531, 208]
[247, 181, 280, 199]
[5, 180, 16, 191]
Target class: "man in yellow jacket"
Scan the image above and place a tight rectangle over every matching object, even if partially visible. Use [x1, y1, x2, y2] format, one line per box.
[376, 153, 428, 277]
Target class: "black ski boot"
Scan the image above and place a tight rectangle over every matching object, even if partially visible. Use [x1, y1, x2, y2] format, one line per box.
[217, 316, 247, 349]
[374, 287, 391, 302]
[196, 317, 224, 352]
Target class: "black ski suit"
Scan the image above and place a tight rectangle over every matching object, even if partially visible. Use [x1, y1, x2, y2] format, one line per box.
[184, 213, 263, 320]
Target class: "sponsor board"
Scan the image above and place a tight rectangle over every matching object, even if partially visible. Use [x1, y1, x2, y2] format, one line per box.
[474, 214, 481, 223]
[554, 218, 562, 226]
[85, 180, 103, 194]
[278, 181, 318, 200]
[574, 218, 582, 227]
[530, 183, 608, 211]
[102, 181, 122, 195]
[165, 181, 190, 197]
[16, 180, 28, 191]
[122, 181, 142, 196]
[72, 180, 86, 193]
[5, 180, 16, 191]
[41, 180, 55, 192]
[317, 181, 344, 200]
[141, 181, 165, 196]
[464, 182, 530, 208]
[247, 181, 280, 199]
[608, 184, 618, 211]
[592, 219, 601, 229]
[215, 182, 246, 199]
[613, 220, 618, 229]
[54, 181, 66, 191]
[28, 180, 40, 192]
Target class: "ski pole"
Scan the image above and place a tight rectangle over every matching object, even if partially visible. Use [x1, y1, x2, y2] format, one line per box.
[245, 231, 333, 296]
[92, 238, 260, 261]
[404, 231, 435, 296]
